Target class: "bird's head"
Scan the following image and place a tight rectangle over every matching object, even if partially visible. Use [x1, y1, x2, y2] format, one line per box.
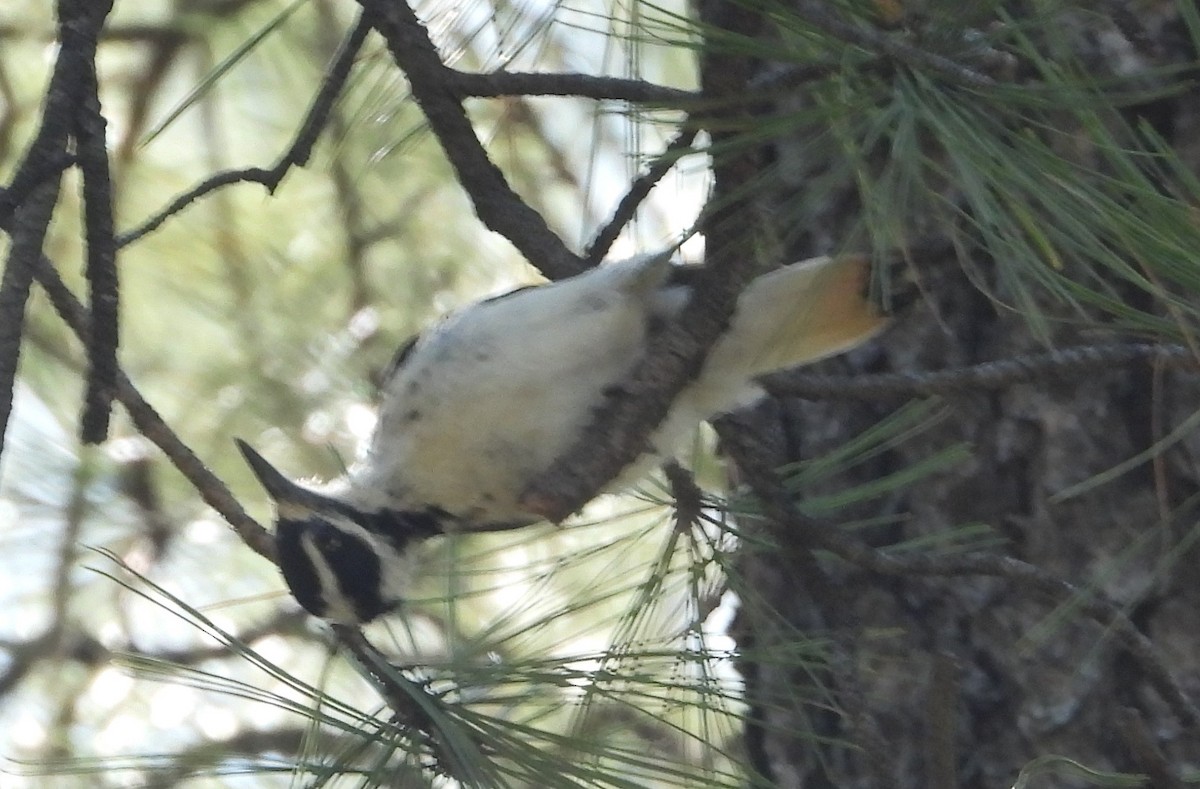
[235, 439, 441, 625]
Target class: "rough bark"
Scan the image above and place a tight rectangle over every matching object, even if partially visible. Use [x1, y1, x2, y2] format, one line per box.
[729, 3, 1200, 786]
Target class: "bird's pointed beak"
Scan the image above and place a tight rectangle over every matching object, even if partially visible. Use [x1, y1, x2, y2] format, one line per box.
[235, 438, 310, 504]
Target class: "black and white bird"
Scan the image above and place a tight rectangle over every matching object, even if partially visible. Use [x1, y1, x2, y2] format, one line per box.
[237, 252, 888, 624]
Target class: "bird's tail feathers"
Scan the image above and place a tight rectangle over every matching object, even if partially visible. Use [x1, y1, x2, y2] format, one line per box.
[705, 254, 888, 383]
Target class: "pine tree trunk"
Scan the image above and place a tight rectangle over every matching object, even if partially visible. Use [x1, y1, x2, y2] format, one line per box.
[718, 3, 1200, 786]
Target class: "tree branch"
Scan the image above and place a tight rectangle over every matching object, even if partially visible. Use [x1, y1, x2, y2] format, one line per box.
[75, 55, 118, 443]
[0, 0, 114, 459]
[761, 342, 1200, 400]
[0, 182, 60, 462]
[585, 126, 701, 266]
[28, 254, 276, 561]
[446, 68, 697, 104]
[518, 1, 769, 522]
[0, 1, 108, 226]
[117, 10, 373, 248]
[357, 0, 584, 281]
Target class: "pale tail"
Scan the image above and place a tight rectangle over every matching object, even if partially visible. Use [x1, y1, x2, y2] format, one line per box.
[704, 254, 887, 383]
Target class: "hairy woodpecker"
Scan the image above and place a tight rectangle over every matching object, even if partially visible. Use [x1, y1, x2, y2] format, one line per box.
[238, 253, 888, 624]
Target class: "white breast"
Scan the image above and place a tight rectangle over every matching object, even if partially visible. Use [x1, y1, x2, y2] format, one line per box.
[351, 259, 677, 524]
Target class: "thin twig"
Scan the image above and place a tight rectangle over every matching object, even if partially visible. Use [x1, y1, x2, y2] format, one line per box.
[75, 59, 119, 444]
[0, 151, 74, 225]
[585, 126, 700, 266]
[747, 60, 852, 91]
[761, 342, 1200, 400]
[663, 461, 703, 534]
[117, 10, 373, 248]
[330, 624, 459, 779]
[0, 182, 60, 465]
[446, 69, 698, 104]
[926, 653, 960, 789]
[0, 0, 111, 225]
[358, 0, 584, 281]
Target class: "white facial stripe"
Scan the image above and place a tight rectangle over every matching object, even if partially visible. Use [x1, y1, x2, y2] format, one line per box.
[277, 500, 314, 521]
[329, 512, 420, 608]
[326, 511, 383, 545]
[299, 529, 359, 625]
[300, 512, 419, 622]
[377, 541, 417, 605]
